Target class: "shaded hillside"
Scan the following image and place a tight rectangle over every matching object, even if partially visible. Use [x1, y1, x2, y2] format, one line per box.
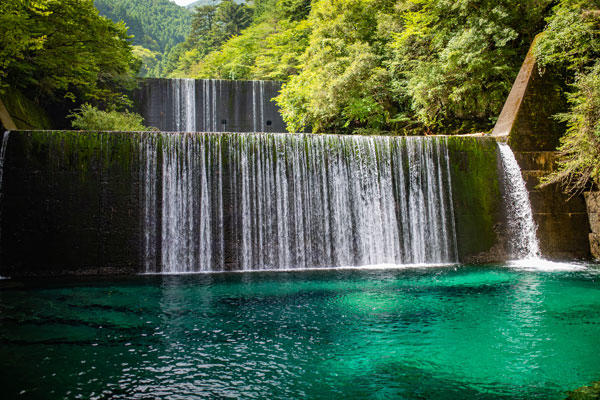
[186, 0, 245, 10]
[95, 0, 192, 53]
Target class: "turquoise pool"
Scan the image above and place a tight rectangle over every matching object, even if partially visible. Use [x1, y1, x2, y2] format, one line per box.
[1, 264, 599, 399]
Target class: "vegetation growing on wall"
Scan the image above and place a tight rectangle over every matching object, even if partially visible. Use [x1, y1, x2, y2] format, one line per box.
[446, 137, 502, 260]
[536, 0, 600, 195]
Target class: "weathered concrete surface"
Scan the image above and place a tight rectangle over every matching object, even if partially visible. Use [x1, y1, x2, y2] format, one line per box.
[585, 192, 600, 259]
[491, 33, 590, 260]
[589, 234, 600, 260]
[515, 151, 590, 259]
[491, 39, 537, 138]
[133, 79, 287, 133]
[0, 88, 52, 130]
[0, 98, 17, 131]
[447, 137, 506, 263]
[0, 131, 142, 277]
[492, 35, 567, 151]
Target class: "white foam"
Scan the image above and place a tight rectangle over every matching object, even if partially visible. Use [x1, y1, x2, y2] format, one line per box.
[139, 263, 456, 275]
[497, 142, 540, 259]
[506, 258, 587, 272]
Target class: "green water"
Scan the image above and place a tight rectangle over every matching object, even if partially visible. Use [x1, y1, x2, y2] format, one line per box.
[1, 264, 600, 399]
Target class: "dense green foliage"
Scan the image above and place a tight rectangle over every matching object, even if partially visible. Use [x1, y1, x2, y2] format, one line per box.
[537, 0, 600, 194]
[0, 0, 138, 109]
[187, 0, 245, 10]
[94, 0, 193, 77]
[166, 0, 255, 77]
[70, 104, 153, 131]
[389, 0, 550, 132]
[165, 0, 311, 79]
[171, 0, 551, 134]
[94, 0, 192, 53]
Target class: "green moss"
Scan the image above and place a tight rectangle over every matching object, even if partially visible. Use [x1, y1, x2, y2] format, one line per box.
[0, 88, 52, 130]
[446, 137, 502, 260]
[565, 381, 600, 400]
[20, 130, 141, 183]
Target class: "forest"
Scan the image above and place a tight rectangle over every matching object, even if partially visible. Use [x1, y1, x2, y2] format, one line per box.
[166, 0, 599, 193]
[94, 0, 193, 76]
[0, 0, 598, 193]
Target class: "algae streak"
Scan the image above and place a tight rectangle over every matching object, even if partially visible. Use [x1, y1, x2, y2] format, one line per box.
[447, 137, 504, 262]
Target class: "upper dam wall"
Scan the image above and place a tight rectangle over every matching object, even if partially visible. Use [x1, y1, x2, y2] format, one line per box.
[132, 79, 288, 133]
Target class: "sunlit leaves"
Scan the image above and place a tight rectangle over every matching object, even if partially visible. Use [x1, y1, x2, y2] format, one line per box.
[1, 0, 138, 109]
[537, 0, 600, 193]
[69, 104, 154, 131]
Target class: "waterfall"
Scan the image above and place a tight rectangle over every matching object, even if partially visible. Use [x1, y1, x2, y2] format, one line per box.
[252, 81, 265, 133]
[140, 133, 458, 273]
[497, 142, 540, 259]
[173, 79, 196, 132]
[201, 79, 218, 132]
[0, 131, 10, 193]
[0, 131, 9, 278]
[138, 79, 287, 133]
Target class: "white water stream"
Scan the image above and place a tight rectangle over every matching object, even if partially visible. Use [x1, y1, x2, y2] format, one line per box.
[140, 133, 459, 273]
[496, 142, 583, 271]
[497, 142, 540, 259]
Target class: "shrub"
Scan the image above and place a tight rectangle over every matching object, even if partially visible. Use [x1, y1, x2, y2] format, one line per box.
[541, 65, 600, 193]
[537, 0, 600, 194]
[69, 104, 154, 131]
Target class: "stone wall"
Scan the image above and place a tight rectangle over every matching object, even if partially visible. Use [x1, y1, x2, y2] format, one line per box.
[491, 35, 591, 260]
[585, 192, 600, 259]
[515, 151, 590, 259]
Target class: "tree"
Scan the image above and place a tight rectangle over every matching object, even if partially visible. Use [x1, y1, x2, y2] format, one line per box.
[388, 0, 552, 132]
[132, 45, 161, 77]
[94, 0, 192, 54]
[188, 4, 219, 47]
[0, 0, 49, 94]
[538, 0, 600, 194]
[216, 0, 253, 38]
[166, 0, 253, 77]
[276, 0, 396, 133]
[1, 0, 138, 109]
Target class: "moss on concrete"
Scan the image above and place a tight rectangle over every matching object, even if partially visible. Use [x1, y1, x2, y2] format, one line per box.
[23, 130, 141, 176]
[446, 137, 504, 262]
[508, 64, 567, 151]
[0, 88, 52, 130]
[0, 130, 143, 276]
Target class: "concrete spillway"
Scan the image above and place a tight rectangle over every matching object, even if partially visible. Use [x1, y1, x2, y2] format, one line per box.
[133, 79, 287, 133]
[140, 133, 458, 273]
[0, 130, 507, 276]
